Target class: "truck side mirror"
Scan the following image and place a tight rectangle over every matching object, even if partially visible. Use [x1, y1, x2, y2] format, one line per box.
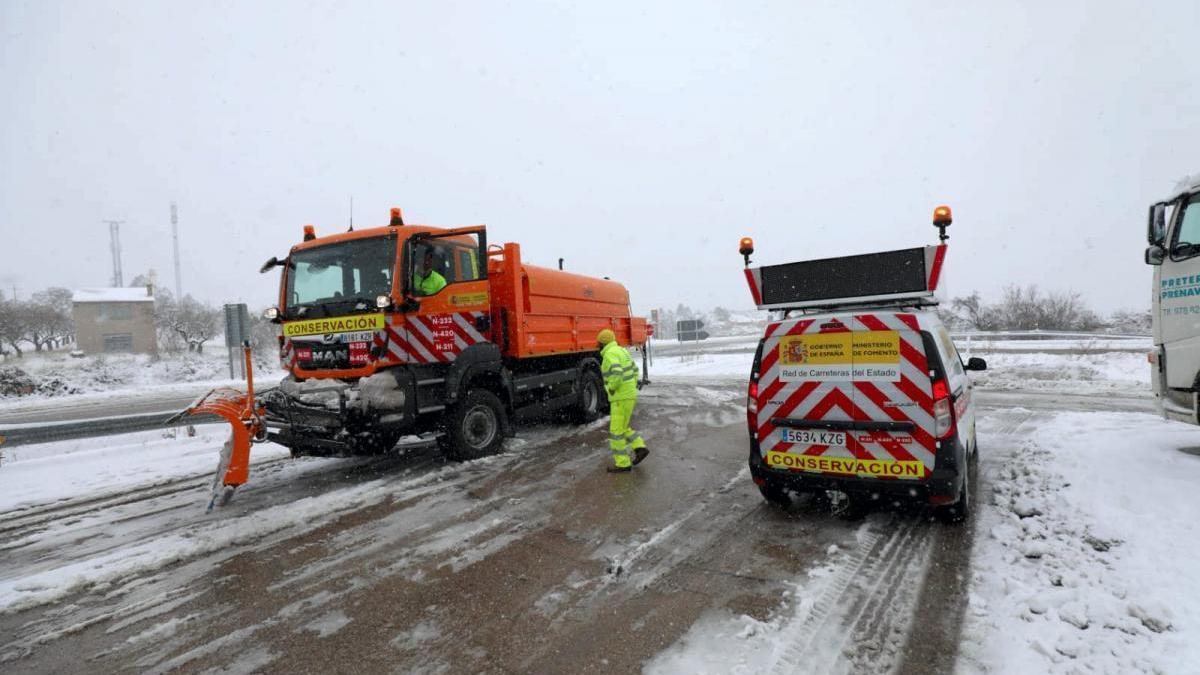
[260, 256, 292, 274]
[1145, 244, 1166, 266]
[964, 357, 987, 372]
[1148, 202, 1167, 245]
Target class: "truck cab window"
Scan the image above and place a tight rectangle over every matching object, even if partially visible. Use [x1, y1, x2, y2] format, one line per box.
[410, 234, 483, 295]
[1171, 194, 1200, 259]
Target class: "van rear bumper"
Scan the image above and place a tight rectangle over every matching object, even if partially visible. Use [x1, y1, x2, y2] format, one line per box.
[748, 437, 963, 501]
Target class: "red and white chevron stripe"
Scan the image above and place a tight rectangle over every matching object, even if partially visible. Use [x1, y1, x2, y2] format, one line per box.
[386, 311, 489, 364]
[280, 311, 490, 370]
[754, 312, 937, 479]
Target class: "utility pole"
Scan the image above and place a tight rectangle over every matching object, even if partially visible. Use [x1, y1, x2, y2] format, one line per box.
[103, 220, 125, 287]
[171, 203, 182, 298]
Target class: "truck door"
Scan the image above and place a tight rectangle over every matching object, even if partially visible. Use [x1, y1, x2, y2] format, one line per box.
[1157, 192, 1200, 389]
[400, 230, 492, 364]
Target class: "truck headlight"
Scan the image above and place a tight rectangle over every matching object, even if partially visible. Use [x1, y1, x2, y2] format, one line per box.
[376, 295, 392, 309]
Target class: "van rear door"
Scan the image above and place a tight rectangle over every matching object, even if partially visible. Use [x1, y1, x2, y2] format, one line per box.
[754, 313, 937, 481]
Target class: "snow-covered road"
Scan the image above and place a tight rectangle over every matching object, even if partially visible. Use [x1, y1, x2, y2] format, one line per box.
[0, 357, 1195, 673]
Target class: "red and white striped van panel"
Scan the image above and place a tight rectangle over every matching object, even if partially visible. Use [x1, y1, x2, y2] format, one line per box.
[754, 312, 937, 479]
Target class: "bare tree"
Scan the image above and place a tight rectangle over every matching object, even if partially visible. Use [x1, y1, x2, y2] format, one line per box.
[0, 299, 28, 357]
[168, 295, 221, 353]
[949, 286, 1104, 332]
[153, 289, 184, 352]
[28, 288, 74, 350]
[1108, 309, 1152, 334]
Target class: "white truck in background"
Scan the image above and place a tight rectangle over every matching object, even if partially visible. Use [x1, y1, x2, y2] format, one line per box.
[1146, 174, 1200, 424]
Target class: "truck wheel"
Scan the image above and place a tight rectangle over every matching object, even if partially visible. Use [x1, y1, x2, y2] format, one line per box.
[440, 389, 507, 461]
[572, 369, 604, 423]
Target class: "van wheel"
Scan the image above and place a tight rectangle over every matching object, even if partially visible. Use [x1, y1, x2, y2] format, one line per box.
[936, 450, 977, 524]
[440, 389, 507, 461]
[757, 479, 792, 508]
[572, 369, 604, 423]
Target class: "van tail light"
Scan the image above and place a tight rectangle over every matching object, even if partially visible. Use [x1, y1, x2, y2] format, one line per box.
[747, 379, 759, 433]
[931, 379, 954, 439]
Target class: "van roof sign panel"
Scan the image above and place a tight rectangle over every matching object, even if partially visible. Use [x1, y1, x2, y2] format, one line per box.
[746, 244, 946, 310]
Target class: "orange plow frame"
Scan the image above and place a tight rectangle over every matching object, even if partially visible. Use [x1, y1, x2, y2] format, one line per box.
[172, 343, 266, 489]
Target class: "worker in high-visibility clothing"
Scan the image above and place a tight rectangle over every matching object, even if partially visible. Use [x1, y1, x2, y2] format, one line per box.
[413, 249, 447, 295]
[598, 328, 649, 472]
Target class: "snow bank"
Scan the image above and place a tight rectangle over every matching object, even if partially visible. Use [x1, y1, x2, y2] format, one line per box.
[0, 428, 290, 512]
[960, 411, 1200, 673]
[966, 351, 1148, 394]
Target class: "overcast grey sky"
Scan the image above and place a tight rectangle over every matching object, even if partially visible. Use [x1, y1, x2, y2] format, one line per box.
[2, 0, 1197, 315]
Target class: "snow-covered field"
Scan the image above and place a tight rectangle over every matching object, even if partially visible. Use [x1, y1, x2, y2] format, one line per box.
[0, 427, 290, 513]
[0, 347, 280, 404]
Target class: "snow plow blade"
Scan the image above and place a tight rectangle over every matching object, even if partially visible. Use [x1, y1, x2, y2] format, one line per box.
[165, 343, 265, 505]
[168, 387, 265, 488]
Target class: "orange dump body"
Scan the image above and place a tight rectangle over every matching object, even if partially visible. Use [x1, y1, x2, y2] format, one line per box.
[487, 242, 648, 359]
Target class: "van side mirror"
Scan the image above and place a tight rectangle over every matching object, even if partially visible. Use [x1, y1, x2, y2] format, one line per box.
[964, 357, 987, 372]
[1145, 245, 1166, 266]
[1148, 202, 1167, 245]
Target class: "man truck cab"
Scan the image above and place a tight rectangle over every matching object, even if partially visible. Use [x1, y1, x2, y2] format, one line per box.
[1146, 175, 1200, 424]
[739, 207, 985, 522]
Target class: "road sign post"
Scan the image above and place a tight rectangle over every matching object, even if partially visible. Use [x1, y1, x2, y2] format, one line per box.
[223, 304, 251, 380]
[676, 319, 709, 342]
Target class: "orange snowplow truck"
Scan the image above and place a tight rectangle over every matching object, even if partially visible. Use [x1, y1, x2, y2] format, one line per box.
[180, 208, 649, 498]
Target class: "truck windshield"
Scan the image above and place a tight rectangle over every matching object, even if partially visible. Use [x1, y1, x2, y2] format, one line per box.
[285, 235, 396, 317]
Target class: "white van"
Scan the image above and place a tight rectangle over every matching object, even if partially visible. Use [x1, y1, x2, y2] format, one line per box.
[739, 207, 985, 522]
[1146, 175, 1200, 424]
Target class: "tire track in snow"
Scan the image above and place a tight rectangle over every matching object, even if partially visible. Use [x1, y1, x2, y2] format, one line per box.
[765, 515, 932, 675]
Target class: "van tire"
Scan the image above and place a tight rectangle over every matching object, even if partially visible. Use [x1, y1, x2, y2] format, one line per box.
[936, 449, 977, 524]
[439, 389, 507, 461]
[572, 369, 604, 424]
[758, 480, 791, 508]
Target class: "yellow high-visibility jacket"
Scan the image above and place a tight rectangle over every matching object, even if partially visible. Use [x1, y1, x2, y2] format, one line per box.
[601, 341, 639, 402]
[413, 270, 447, 295]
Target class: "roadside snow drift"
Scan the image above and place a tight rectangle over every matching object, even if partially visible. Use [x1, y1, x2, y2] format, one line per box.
[959, 411, 1200, 673]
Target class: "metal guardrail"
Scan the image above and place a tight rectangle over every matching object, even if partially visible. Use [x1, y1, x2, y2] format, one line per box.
[949, 331, 1150, 340]
[0, 412, 219, 449]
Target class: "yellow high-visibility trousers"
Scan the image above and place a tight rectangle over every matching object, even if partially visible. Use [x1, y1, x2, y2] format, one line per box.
[608, 398, 645, 468]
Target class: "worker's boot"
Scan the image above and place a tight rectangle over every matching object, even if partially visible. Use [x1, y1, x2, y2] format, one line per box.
[632, 447, 649, 465]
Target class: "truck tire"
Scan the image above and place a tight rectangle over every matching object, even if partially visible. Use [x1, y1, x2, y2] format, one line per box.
[572, 369, 604, 423]
[440, 389, 507, 461]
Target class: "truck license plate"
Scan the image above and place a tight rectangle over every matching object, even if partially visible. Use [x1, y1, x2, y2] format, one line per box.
[780, 428, 846, 447]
